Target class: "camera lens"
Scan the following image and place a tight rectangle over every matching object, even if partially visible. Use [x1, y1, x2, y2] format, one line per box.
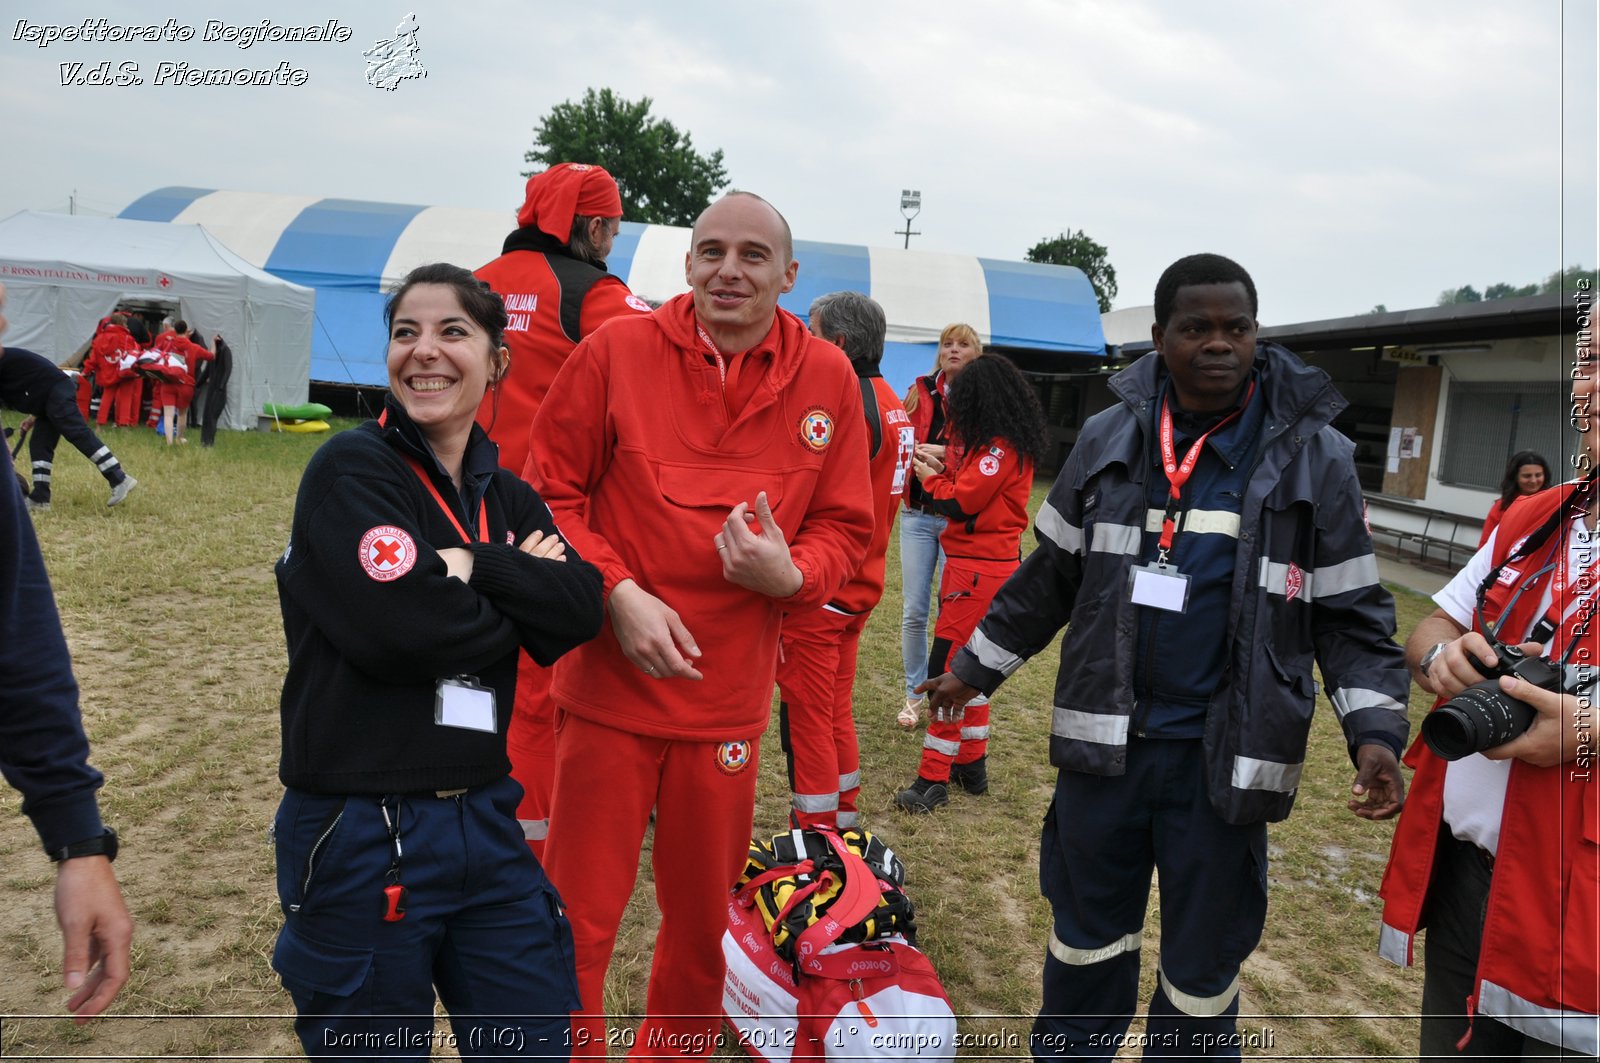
[1421, 681, 1536, 761]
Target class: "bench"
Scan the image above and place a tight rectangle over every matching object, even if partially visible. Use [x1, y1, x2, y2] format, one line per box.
[1366, 500, 1479, 573]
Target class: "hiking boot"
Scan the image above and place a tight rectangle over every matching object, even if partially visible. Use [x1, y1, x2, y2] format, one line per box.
[108, 476, 138, 506]
[898, 696, 925, 728]
[894, 777, 949, 814]
[24, 496, 50, 512]
[950, 756, 989, 796]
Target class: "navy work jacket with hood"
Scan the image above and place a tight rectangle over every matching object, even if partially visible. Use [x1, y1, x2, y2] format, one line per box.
[948, 342, 1409, 825]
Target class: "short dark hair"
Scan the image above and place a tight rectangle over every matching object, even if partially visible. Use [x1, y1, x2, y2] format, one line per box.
[384, 262, 509, 353]
[172, 319, 188, 333]
[1153, 253, 1258, 327]
[809, 291, 886, 373]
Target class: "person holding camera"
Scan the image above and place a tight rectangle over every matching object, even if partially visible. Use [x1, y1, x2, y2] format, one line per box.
[1377, 370, 1599, 1057]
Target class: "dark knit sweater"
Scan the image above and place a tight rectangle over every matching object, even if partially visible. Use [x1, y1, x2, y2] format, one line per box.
[274, 398, 602, 794]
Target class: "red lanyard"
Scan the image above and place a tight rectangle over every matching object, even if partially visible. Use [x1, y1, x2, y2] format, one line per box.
[1155, 381, 1255, 560]
[696, 322, 729, 386]
[402, 454, 488, 545]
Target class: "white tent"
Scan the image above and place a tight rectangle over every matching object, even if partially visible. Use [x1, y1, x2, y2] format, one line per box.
[0, 211, 315, 430]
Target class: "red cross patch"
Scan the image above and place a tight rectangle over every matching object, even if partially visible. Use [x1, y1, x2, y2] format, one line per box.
[625, 294, 652, 313]
[716, 740, 753, 775]
[799, 408, 834, 451]
[979, 454, 1001, 476]
[1284, 562, 1303, 602]
[359, 525, 417, 582]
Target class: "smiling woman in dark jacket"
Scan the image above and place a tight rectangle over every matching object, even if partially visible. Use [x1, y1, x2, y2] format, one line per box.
[271, 263, 602, 1060]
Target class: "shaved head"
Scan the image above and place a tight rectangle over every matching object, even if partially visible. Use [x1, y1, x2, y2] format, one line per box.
[693, 190, 793, 265]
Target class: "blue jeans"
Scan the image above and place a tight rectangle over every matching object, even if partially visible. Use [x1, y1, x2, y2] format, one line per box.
[899, 506, 947, 697]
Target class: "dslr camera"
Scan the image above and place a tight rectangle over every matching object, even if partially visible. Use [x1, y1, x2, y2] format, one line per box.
[1420, 641, 1576, 760]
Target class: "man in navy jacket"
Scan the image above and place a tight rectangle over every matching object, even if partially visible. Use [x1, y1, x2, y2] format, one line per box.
[0, 283, 133, 1020]
[922, 255, 1409, 1060]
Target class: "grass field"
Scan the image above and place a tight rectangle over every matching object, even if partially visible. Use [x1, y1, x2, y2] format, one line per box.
[0, 416, 1440, 1059]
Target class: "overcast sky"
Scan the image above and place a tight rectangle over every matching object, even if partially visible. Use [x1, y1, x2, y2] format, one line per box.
[1, 1, 1594, 325]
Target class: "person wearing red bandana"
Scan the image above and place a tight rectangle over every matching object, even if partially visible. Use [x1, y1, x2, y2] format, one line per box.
[474, 162, 651, 860]
[530, 192, 874, 1057]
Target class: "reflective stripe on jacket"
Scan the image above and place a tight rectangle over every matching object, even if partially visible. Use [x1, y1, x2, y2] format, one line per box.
[949, 343, 1409, 825]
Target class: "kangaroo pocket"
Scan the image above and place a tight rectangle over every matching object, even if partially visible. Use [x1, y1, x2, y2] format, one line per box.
[656, 463, 782, 513]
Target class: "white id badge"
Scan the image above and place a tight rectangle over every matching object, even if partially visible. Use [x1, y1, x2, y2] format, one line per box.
[435, 676, 497, 732]
[1127, 562, 1191, 613]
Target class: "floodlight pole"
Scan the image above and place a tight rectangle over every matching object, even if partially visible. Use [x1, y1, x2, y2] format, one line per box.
[897, 189, 922, 249]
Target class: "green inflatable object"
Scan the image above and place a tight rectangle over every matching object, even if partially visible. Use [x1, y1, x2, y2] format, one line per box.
[263, 402, 333, 420]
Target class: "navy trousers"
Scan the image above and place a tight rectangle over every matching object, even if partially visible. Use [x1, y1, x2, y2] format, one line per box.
[28, 378, 124, 503]
[1031, 739, 1269, 1061]
[272, 776, 579, 1060]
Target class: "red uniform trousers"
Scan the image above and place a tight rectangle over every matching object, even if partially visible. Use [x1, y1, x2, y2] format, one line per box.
[542, 710, 760, 1059]
[917, 557, 1017, 782]
[505, 651, 555, 860]
[75, 373, 93, 419]
[102, 378, 142, 426]
[776, 607, 867, 831]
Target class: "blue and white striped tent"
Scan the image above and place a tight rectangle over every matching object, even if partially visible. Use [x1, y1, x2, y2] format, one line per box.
[122, 188, 1108, 392]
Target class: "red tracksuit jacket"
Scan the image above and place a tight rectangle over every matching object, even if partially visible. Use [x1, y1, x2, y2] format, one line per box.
[921, 442, 1034, 562]
[829, 376, 914, 614]
[529, 294, 875, 741]
[1377, 482, 1598, 1050]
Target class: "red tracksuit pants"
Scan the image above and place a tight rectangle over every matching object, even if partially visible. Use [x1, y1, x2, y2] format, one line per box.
[101, 378, 142, 427]
[505, 651, 556, 861]
[542, 710, 760, 1059]
[776, 607, 868, 831]
[916, 556, 1017, 782]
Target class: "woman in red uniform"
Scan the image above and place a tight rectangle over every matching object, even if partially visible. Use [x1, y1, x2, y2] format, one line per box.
[1478, 449, 1551, 547]
[897, 323, 982, 726]
[894, 354, 1047, 812]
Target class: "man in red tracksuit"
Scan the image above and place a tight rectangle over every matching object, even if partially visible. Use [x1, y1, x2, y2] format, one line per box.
[86, 316, 139, 427]
[776, 290, 914, 830]
[531, 192, 874, 1057]
[476, 162, 651, 858]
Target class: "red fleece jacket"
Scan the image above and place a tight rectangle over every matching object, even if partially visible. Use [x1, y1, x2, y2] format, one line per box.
[529, 293, 875, 740]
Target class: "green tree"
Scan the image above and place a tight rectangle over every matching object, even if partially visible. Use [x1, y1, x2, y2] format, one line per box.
[1484, 282, 1539, 300]
[1026, 229, 1118, 314]
[1436, 285, 1483, 305]
[523, 88, 729, 226]
[1541, 264, 1597, 295]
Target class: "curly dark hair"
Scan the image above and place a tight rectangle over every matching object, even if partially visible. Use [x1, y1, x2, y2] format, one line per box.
[945, 354, 1049, 464]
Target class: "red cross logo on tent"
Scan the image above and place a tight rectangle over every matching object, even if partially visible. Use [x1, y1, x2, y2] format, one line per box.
[359, 525, 416, 582]
[158, 275, 171, 288]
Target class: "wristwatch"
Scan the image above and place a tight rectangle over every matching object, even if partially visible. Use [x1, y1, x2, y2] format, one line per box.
[47, 827, 118, 863]
[1419, 641, 1450, 680]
